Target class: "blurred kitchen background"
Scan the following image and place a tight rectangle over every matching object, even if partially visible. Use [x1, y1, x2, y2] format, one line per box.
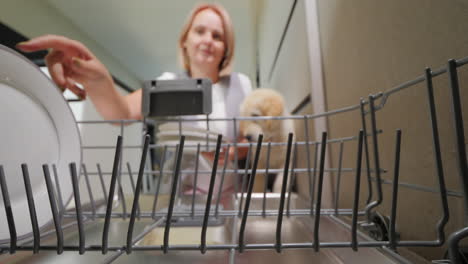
[1, 0, 468, 262]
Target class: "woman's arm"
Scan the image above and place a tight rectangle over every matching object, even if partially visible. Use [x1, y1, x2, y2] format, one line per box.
[17, 35, 142, 120]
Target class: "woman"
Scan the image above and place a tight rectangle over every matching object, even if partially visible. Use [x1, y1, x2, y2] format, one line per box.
[17, 3, 251, 195]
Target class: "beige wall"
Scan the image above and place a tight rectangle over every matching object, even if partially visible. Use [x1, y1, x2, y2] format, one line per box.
[316, 0, 468, 260]
[0, 0, 141, 89]
[218, 0, 258, 84]
[257, 0, 295, 89]
[258, 0, 468, 260]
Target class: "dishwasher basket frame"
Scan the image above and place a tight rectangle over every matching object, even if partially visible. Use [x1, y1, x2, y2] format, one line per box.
[0, 56, 467, 263]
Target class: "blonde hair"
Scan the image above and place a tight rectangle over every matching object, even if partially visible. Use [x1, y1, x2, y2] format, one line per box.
[178, 3, 235, 76]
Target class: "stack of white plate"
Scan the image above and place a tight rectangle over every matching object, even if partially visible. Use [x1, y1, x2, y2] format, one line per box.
[156, 123, 224, 153]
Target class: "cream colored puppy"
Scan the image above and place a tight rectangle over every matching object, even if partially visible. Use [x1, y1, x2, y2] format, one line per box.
[239, 88, 295, 193]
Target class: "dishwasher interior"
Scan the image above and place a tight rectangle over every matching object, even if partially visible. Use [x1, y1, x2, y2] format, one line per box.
[0, 56, 467, 264]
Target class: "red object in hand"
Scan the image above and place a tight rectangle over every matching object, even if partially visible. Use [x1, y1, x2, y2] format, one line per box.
[228, 138, 249, 161]
[200, 138, 249, 166]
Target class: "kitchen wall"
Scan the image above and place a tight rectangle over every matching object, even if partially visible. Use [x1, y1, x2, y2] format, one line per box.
[0, 0, 141, 90]
[316, 0, 468, 260]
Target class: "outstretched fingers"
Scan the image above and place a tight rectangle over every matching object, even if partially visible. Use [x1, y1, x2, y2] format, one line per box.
[16, 34, 94, 60]
[45, 50, 67, 88]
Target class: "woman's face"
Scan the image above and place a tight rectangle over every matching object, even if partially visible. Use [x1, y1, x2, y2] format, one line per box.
[184, 9, 226, 72]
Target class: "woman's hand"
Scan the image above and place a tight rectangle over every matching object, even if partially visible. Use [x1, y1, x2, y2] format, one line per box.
[202, 138, 249, 163]
[16, 35, 113, 100]
[200, 137, 249, 166]
[227, 137, 249, 161]
[16, 35, 136, 121]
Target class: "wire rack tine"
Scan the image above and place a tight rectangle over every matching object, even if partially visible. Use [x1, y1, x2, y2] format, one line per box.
[126, 134, 150, 254]
[52, 164, 65, 216]
[303, 115, 313, 206]
[389, 130, 402, 250]
[448, 59, 468, 223]
[447, 58, 468, 262]
[310, 142, 319, 216]
[21, 164, 40, 253]
[102, 135, 123, 255]
[364, 95, 383, 220]
[163, 136, 185, 254]
[359, 100, 373, 206]
[201, 134, 223, 254]
[238, 143, 252, 217]
[424, 67, 449, 244]
[70, 163, 85, 254]
[239, 134, 263, 253]
[275, 133, 294, 253]
[0, 165, 16, 254]
[42, 164, 63, 254]
[118, 121, 127, 221]
[313, 132, 327, 252]
[351, 130, 364, 251]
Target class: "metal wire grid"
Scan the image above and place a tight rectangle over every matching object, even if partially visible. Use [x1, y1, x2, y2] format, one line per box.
[0, 57, 466, 263]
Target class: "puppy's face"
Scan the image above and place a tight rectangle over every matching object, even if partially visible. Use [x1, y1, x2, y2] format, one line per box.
[239, 89, 285, 142]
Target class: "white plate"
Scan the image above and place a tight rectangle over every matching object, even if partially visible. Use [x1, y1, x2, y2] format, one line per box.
[156, 123, 225, 151]
[0, 45, 81, 242]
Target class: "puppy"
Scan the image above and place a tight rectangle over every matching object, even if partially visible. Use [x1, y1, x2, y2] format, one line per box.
[239, 88, 295, 193]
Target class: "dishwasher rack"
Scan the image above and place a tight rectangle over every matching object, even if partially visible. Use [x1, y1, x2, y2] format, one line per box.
[0, 56, 467, 264]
